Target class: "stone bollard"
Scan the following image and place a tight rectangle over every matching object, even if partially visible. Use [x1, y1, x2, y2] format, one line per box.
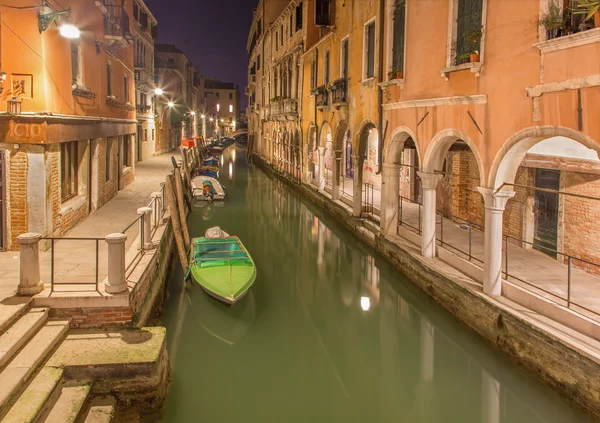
[105, 233, 127, 294]
[17, 233, 44, 295]
[151, 191, 163, 225]
[137, 207, 153, 250]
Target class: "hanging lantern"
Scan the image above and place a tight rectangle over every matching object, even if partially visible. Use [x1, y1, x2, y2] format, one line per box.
[7, 96, 21, 115]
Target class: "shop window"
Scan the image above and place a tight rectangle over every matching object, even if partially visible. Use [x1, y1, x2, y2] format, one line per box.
[122, 136, 131, 167]
[61, 141, 79, 202]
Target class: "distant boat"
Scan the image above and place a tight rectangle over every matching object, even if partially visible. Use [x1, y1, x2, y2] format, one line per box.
[203, 155, 220, 166]
[189, 235, 256, 306]
[197, 165, 220, 179]
[191, 176, 226, 201]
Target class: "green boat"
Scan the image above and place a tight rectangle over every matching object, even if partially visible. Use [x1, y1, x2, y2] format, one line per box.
[189, 236, 256, 306]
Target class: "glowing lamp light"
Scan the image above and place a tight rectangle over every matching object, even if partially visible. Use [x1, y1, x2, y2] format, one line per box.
[229, 162, 233, 180]
[220, 118, 224, 122]
[59, 23, 80, 39]
[360, 296, 371, 312]
[201, 114, 206, 119]
[154, 88, 164, 95]
[210, 117, 214, 122]
[190, 111, 196, 116]
[167, 101, 174, 107]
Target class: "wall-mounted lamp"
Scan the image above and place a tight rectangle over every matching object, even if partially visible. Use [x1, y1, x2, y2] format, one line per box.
[13, 144, 20, 150]
[8, 96, 21, 115]
[38, 7, 80, 39]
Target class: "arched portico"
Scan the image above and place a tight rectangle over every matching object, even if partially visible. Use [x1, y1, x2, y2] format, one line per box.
[380, 127, 422, 236]
[319, 122, 333, 191]
[332, 121, 349, 200]
[354, 120, 379, 217]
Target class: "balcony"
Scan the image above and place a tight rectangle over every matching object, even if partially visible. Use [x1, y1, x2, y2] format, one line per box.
[330, 78, 347, 105]
[265, 98, 298, 121]
[136, 104, 152, 114]
[313, 85, 328, 108]
[103, 3, 133, 49]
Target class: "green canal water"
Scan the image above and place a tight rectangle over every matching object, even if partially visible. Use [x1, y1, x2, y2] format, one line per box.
[160, 147, 594, 422]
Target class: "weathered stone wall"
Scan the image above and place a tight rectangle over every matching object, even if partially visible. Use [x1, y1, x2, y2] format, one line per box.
[50, 306, 133, 329]
[253, 153, 600, 418]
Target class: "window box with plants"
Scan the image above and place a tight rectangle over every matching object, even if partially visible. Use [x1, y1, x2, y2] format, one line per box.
[388, 67, 403, 80]
[457, 26, 483, 64]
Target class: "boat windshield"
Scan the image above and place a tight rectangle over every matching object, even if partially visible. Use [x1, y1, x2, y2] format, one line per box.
[193, 237, 251, 268]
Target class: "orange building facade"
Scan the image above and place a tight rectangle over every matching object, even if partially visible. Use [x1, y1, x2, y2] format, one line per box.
[0, 0, 137, 250]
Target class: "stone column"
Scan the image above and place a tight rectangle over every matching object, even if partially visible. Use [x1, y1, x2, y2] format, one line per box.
[138, 207, 153, 250]
[332, 150, 343, 201]
[105, 233, 127, 294]
[418, 172, 442, 258]
[478, 188, 515, 296]
[380, 163, 402, 236]
[317, 147, 326, 191]
[352, 153, 362, 217]
[17, 233, 44, 295]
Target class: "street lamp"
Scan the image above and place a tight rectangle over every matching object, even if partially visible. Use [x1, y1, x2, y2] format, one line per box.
[167, 101, 174, 108]
[190, 111, 196, 116]
[154, 88, 164, 95]
[38, 8, 80, 39]
[59, 23, 80, 39]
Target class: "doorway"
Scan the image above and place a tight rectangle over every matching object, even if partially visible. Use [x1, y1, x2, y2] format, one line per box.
[136, 124, 142, 163]
[533, 168, 560, 258]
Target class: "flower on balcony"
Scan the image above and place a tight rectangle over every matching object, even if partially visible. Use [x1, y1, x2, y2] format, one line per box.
[107, 95, 117, 100]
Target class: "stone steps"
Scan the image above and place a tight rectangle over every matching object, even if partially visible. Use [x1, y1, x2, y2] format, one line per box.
[41, 383, 92, 423]
[0, 300, 30, 335]
[0, 319, 71, 414]
[0, 308, 49, 368]
[0, 367, 63, 423]
[81, 395, 117, 423]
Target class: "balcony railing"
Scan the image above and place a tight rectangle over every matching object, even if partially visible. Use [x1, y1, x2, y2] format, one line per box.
[104, 4, 131, 40]
[331, 78, 347, 104]
[314, 86, 328, 107]
[136, 104, 152, 114]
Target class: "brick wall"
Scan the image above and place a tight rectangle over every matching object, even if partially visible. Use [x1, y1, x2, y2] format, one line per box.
[8, 150, 28, 249]
[50, 307, 132, 328]
[503, 167, 532, 246]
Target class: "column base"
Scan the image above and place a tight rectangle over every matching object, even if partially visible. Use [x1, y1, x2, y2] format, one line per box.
[105, 282, 128, 294]
[18, 281, 44, 296]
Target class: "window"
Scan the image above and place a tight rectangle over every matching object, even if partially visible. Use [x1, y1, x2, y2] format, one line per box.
[144, 129, 148, 141]
[122, 136, 130, 167]
[257, 54, 261, 71]
[315, 0, 331, 26]
[106, 138, 112, 181]
[275, 32, 278, 51]
[229, 92, 233, 99]
[281, 26, 284, 45]
[152, 128, 155, 141]
[296, 2, 303, 31]
[290, 14, 293, 37]
[217, 104, 220, 112]
[310, 59, 317, 90]
[364, 21, 376, 78]
[341, 38, 349, 80]
[71, 41, 82, 85]
[124, 75, 129, 102]
[107, 62, 112, 96]
[324, 50, 330, 85]
[455, 0, 483, 65]
[392, 0, 406, 76]
[229, 104, 233, 113]
[61, 141, 78, 201]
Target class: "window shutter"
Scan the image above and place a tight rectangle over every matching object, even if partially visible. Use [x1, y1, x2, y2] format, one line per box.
[392, 0, 406, 73]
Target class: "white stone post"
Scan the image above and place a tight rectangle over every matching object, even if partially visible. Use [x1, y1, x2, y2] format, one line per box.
[317, 147, 326, 191]
[418, 172, 442, 258]
[105, 233, 127, 294]
[17, 233, 44, 295]
[138, 207, 153, 250]
[380, 163, 402, 236]
[478, 188, 515, 296]
[332, 150, 342, 201]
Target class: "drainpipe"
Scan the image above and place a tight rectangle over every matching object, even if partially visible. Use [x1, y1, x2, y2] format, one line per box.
[376, 0, 386, 176]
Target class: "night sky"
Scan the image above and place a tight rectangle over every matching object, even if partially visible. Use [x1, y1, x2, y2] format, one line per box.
[145, 0, 254, 109]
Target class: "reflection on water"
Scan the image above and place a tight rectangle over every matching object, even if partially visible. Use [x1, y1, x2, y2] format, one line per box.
[160, 147, 594, 423]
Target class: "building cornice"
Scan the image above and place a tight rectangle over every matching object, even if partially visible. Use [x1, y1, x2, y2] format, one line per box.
[526, 74, 600, 98]
[301, 29, 336, 58]
[383, 95, 487, 110]
[534, 28, 600, 54]
[0, 113, 138, 125]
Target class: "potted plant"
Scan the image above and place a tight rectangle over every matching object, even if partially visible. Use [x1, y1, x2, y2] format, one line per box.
[388, 66, 403, 80]
[572, 0, 600, 28]
[538, 0, 565, 39]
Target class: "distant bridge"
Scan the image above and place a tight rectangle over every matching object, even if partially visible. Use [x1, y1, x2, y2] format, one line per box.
[232, 129, 248, 138]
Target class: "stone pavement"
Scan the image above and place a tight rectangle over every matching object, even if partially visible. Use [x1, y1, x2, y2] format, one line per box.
[397, 199, 600, 321]
[0, 153, 179, 302]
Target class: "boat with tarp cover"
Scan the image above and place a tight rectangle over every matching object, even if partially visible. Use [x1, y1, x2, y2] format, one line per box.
[188, 236, 256, 306]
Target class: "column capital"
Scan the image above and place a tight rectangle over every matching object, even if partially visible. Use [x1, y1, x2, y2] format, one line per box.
[17, 233, 42, 245]
[477, 187, 515, 212]
[417, 172, 442, 190]
[137, 206, 152, 215]
[105, 233, 127, 244]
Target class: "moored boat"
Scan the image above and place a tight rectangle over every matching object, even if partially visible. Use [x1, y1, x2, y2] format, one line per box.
[202, 155, 220, 166]
[191, 176, 226, 201]
[197, 165, 220, 178]
[188, 235, 256, 306]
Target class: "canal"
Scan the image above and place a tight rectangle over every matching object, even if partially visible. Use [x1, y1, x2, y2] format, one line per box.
[159, 146, 593, 422]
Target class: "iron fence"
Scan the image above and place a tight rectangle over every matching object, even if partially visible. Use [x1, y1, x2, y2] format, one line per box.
[435, 210, 484, 264]
[362, 183, 374, 218]
[398, 195, 422, 234]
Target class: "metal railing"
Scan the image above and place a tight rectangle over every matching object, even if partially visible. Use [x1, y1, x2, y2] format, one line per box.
[362, 183, 374, 217]
[331, 79, 347, 104]
[398, 195, 422, 234]
[340, 173, 353, 199]
[503, 234, 600, 318]
[41, 237, 105, 294]
[436, 210, 484, 264]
